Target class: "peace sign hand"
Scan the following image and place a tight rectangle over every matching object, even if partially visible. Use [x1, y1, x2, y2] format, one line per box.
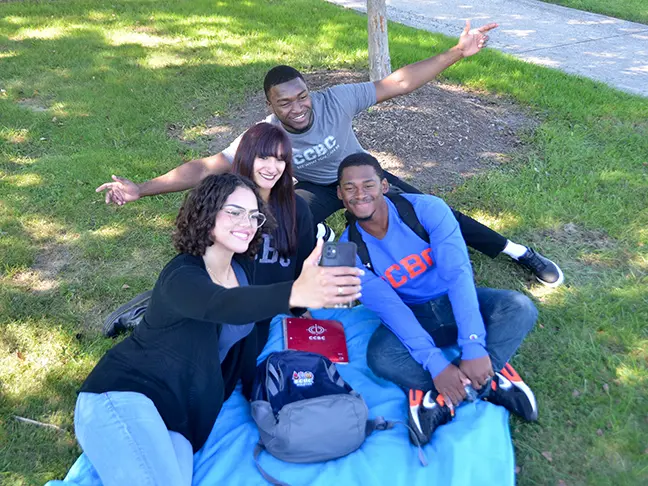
[456, 20, 498, 58]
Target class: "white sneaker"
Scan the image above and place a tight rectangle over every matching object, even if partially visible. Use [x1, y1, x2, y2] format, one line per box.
[316, 223, 335, 242]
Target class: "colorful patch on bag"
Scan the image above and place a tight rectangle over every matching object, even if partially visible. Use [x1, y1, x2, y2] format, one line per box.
[292, 371, 314, 387]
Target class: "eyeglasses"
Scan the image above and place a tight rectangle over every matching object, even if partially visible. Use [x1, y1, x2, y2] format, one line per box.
[221, 205, 267, 228]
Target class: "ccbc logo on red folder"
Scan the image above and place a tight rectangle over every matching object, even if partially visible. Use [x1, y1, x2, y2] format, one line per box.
[282, 317, 349, 364]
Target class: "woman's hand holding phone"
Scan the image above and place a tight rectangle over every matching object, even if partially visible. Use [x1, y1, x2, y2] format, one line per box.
[289, 238, 363, 310]
[319, 241, 358, 308]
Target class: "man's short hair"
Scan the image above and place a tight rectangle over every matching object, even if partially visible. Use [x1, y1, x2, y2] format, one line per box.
[263, 65, 304, 99]
[337, 152, 384, 184]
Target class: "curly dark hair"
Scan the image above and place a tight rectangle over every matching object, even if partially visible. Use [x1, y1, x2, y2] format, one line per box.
[173, 173, 274, 257]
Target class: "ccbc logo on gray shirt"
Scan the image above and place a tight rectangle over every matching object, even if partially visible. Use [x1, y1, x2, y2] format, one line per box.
[293, 136, 339, 166]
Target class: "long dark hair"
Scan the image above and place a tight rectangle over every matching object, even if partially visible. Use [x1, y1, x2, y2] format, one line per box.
[173, 173, 273, 257]
[232, 123, 297, 258]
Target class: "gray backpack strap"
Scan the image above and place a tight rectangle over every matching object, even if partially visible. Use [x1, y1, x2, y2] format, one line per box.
[325, 360, 347, 389]
[254, 441, 291, 486]
[364, 416, 393, 435]
[366, 417, 428, 467]
[266, 360, 282, 397]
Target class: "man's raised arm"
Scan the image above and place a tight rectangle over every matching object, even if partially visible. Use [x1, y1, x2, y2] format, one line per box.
[374, 20, 498, 104]
[95, 152, 231, 206]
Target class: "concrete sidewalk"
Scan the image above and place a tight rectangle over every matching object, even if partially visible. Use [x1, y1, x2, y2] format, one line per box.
[326, 0, 648, 97]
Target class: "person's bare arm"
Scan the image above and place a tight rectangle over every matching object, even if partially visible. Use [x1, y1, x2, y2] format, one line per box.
[138, 153, 230, 197]
[374, 20, 497, 104]
[96, 153, 231, 205]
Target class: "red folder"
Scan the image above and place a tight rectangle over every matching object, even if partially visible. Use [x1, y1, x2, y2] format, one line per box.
[282, 317, 349, 364]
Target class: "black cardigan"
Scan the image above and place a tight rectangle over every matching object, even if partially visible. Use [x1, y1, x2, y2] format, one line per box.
[80, 253, 293, 452]
[240, 194, 315, 351]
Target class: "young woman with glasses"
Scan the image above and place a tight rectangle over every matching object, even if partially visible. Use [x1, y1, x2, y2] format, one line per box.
[102, 123, 323, 343]
[58, 173, 362, 485]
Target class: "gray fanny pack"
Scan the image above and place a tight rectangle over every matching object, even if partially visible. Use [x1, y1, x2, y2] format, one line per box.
[250, 351, 427, 485]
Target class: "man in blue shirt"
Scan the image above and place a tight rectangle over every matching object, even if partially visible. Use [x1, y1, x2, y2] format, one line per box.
[337, 152, 539, 443]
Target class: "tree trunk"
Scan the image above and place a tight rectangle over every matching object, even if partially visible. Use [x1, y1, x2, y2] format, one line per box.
[367, 0, 391, 81]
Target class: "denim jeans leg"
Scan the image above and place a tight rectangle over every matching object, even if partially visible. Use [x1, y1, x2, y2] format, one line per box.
[476, 288, 538, 371]
[410, 288, 537, 371]
[168, 431, 194, 483]
[367, 294, 469, 392]
[366, 325, 436, 391]
[366, 288, 537, 392]
[74, 391, 193, 486]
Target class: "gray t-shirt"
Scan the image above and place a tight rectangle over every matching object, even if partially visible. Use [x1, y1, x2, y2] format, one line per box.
[222, 82, 377, 185]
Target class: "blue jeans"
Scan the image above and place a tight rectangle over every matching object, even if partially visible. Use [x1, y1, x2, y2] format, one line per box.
[366, 288, 538, 391]
[73, 391, 193, 486]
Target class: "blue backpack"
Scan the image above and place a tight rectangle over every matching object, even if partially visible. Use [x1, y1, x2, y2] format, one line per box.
[250, 351, 426, 485]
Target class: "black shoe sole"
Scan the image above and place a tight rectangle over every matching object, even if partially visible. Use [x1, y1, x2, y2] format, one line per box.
[103, 290, 152, 337]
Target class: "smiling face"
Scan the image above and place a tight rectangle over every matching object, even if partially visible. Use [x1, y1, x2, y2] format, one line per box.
[337, 164, 390, 221]
[252, 155, 287, 192]
[266, 77, 313, 132]
[211, 186, 263, 254]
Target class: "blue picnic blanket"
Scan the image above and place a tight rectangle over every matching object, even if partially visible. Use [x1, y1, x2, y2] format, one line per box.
[48, 305, 515, 486]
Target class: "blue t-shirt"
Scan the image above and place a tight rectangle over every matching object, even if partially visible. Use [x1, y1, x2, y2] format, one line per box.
[340, 194, 487, 378]
[217, 260, 255, 363]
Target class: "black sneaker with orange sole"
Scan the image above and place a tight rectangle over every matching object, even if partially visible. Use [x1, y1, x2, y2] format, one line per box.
[407, 389, 455, 446]
[484, 363, 538, 421]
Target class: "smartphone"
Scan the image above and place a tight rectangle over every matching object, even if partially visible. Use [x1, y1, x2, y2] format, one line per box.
[319, 241, 357, 267]
[319, 241, 358, 308]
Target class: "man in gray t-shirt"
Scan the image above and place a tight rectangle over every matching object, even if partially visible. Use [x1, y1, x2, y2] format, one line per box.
[97, 21, 563, 287]
[221, 81, 376, 186]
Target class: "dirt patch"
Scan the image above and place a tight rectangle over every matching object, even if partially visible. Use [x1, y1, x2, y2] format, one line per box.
[537, 222, 618, 251]
[12, 244, 72, 292]
[168, 69, 538, 193]
[531, 222, 634, 275]
[16, 97, 50, 113]
[133, 25, 156, 34]
[352, 81, 536, 193]
[32, 244, 72, 278]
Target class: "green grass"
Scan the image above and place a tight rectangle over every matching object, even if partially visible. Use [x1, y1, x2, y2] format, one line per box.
[541, 0, 648, 24]
[1, 0, 647, 484]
